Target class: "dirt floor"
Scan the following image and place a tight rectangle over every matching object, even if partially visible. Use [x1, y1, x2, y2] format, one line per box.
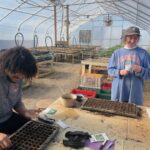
[23, 62, 150, 109]
[23, 62, 81, 109]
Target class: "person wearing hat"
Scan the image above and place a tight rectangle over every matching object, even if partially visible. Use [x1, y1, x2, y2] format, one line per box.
[0, 47, 40, 149]
[108, 26, 150, 105]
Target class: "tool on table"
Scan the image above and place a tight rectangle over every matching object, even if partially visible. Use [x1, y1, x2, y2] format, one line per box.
[63, 131, 91, 148]
[38, 115, 55, 124]
[76, 94, 85, 102]
[99, 140, 115, 150]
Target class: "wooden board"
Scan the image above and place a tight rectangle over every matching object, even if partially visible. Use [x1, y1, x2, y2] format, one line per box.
[39, 98, 150, 150]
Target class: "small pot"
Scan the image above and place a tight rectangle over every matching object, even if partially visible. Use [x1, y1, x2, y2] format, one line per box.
[61, 93, 77, 107]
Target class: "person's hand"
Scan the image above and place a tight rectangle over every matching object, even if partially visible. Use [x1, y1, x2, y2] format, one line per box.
[132, 64, 142, 73]
[0, 133, 12, 149]
[120, 69, 129, 76]
[25, 109, 41, 119]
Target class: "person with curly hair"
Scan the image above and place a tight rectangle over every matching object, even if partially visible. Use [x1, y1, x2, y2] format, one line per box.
[0, 46, 39, 149]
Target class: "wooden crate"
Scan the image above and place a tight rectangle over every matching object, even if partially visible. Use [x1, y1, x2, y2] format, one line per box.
[36, 60, 54, 78]
[81, 58, 109, 75]
[80, 74, 105, 89]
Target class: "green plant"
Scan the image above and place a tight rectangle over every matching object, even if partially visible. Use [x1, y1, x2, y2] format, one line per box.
[99, 44, 122, 57]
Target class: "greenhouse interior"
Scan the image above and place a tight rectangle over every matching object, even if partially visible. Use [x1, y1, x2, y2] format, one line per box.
[0, 0, 150, 150]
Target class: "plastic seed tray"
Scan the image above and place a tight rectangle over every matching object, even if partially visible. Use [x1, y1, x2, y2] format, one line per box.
[9, 120, 59, 150]
[81, 98, 141, 118]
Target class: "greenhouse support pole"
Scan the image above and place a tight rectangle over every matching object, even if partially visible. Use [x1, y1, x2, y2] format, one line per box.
[66, 5, 69, 46]
[54, 5, 57, 46]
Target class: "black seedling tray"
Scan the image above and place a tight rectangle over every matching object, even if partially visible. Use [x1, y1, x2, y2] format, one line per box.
[81, 98, 141, 118]
[9, 120, 59, 150]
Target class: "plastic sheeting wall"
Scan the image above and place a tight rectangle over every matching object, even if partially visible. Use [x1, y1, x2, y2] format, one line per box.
[70, 15, 150, 49]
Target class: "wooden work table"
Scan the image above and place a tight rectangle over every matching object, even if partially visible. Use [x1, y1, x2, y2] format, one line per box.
[42, 98, 150, 150]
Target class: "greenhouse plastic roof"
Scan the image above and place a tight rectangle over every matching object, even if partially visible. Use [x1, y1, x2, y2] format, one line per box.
[0, 0, 150, 37]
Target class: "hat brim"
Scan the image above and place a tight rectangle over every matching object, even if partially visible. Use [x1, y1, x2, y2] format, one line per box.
[125, 33, 140, 36]
[121, 33, 140, 39]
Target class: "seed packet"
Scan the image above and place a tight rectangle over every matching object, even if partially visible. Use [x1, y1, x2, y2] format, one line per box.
[47, 108, 57, 114]
[90, 133, 109, 143]
[42, 108, 57, 115]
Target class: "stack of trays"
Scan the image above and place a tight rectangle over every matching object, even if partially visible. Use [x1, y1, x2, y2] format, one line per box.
[81, 98, 141, 118]
[9, 120, 59, 150]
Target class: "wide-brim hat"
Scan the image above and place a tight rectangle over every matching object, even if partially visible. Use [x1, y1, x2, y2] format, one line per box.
[122, 26, 140, 38]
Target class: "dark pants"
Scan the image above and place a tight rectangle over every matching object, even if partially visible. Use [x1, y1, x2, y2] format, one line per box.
[0, 112, 30, 134]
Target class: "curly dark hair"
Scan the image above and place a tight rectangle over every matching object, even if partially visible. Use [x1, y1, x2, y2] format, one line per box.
[0, 46, 37, 79]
